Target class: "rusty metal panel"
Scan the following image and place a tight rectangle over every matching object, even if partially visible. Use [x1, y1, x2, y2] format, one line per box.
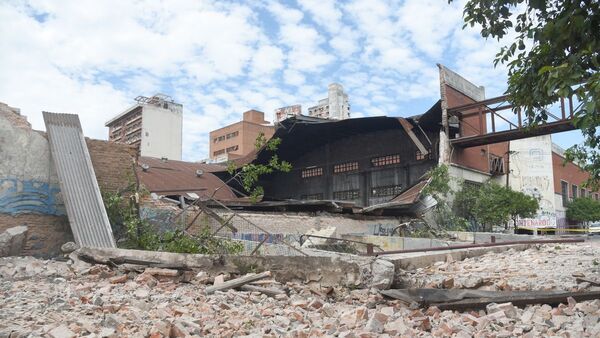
[43, 112, 116, 248]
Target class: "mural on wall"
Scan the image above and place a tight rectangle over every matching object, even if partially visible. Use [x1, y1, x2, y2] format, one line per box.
[509, 135, 557, 228]
[0, 177, 65, 215]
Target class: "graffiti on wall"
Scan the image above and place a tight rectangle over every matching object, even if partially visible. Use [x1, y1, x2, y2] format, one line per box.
[510, 136, 557, 228]
[367, 223, 400, 236]
[0, 177, 65, 215]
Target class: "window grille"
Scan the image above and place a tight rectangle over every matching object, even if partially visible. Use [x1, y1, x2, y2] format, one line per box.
[371, 154, 400, 167]
[371, 185, 402, 197]
[333, 190, 360, 200]
[333, 161, 359, 173]
[301, 167, 323, 178]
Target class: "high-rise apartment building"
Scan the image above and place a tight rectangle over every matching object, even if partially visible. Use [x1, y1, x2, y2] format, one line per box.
[209, 110, 275, 162]
[105, 94, 183, 160]
[308, 83, 350, 120]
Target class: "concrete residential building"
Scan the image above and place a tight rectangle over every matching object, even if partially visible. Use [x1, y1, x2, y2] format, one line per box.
[105, 94, 183, 160]
[209, 110, 274, 162]
[274, 104, 302, 123]
[308, 83, 350, 120]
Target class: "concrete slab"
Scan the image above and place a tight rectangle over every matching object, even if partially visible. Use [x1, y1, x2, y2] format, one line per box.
[379, 243, 533, 271]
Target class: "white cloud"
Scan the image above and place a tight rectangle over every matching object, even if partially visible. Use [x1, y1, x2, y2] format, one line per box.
[251, 44, 285, 76]
[397, 0, 464, 58]
[1, 0, 557, 162]
[298, 0, 343, 34]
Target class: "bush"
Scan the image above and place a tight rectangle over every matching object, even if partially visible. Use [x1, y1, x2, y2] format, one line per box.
[102, 190, 243, 255]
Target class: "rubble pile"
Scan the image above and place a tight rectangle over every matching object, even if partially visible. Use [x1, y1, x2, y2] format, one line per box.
[0, 244, 599, 337]
[403, 244, 600, 292]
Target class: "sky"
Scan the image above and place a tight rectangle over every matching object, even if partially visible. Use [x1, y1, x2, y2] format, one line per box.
[0, 0, 583, 161]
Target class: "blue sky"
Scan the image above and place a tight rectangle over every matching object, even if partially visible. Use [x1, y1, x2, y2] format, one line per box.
[0, 0, 582, 160]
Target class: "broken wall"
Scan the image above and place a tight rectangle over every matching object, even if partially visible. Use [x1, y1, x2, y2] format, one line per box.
[0, 102, 136, 256]
[140, 198, 413, 248]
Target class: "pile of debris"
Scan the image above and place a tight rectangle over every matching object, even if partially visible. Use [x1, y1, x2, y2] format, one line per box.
[401, 243, 600, 292]
[1, 243, 600, 337]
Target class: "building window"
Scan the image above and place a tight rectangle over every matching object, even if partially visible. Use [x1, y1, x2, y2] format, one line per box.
[371, 185, 403, 197]
[213, 149, 225, 156]
[301, 193, 323, 200]
[463, 180, 483, 191]
[416, 150, 431, 161]
[595, 193, 599, 200]
[226, 131, 239, 139]
[572, 184, 578, 199]
[213, 138, 218, 143]
[333, 190, 360, 200]
[371, 154, 401, 167]
[489, 155, 505, 175]
[301, 167, 323, 178]
[333, 161, 359, 174]
[581, 188, 587, 198]
[226, 145, 239, 153]
[561, 181, 569, 206]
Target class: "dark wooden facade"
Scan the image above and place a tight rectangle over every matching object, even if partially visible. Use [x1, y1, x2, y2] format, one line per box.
[255, 103, 442, 207]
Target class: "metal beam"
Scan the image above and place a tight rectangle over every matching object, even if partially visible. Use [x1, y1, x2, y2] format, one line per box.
[450, 120, 576, 148]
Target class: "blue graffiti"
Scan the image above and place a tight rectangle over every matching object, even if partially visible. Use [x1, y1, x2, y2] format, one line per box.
[0, 177, 65, 215]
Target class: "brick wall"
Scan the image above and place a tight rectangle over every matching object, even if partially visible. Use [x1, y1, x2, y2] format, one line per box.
[86, 138, 137, 194]
[0, 214, 72, 257]
[445, 86, 509, 174]
[1, 110, 136, 256]
[552, 152, 600, 198]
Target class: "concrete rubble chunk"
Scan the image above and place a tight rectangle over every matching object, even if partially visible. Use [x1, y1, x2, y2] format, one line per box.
[0, 225, 28, 257]
[48, 325, 75, 338]
[60, 242, 79, 254]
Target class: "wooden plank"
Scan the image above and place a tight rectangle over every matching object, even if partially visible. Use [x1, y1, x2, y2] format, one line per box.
[239, 284, 285, 297]
[576, 277, 600, 286]
[205, 271, 272, 295]
[433, 291, 600, 311]
[144, 267, 180, 277]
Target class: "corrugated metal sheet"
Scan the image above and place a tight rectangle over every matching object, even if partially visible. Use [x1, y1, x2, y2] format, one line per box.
[43, 112, 116, 248]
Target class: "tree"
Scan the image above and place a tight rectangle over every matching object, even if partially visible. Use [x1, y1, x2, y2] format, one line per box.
[453, 181, 539, 231]
[452, 0, 600, 188]
[505, 188, 539, 228]
[422, 164, 471, 230]
[227, 132, 292, 202]
[566, 197, 600, 227]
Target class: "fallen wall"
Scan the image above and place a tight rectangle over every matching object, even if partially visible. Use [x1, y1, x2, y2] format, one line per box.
[342, 234, 459, 252]
[0, 102, 135, 256]
[448, 231, 541, 243]
[77, 246, 395, 289]
[140, 199, 412, 246]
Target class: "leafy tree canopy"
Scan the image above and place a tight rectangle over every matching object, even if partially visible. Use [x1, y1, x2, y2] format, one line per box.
[453, 180, 539, 229]
[566, 197, 600, 223]
[227, 132, 292, 202]
[452, 0, 600, 188]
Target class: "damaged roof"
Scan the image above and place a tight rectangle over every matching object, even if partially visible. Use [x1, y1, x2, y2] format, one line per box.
[136, 156, 236, 200]
[252, 101, 442, 164]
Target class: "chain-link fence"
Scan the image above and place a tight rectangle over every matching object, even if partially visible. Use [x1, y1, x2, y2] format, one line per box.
[166, 197, 307, 256]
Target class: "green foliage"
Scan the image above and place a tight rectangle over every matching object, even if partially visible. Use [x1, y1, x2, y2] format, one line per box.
[227, 132, 292, 202]
[453, 181, 539, 230]
[566, 197, 600, 223]
[453, 0, 600, 188]
[423, 165, 470, 230]
[102, 191, 243, 255]
[422, 164, 451, 202]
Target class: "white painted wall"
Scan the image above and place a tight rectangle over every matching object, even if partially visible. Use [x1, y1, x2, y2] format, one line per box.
[509, 135, 556, 228]
[140, 105, 182, 160]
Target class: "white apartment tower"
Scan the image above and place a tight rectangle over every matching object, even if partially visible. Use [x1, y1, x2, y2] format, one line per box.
[105, 94, 183, 160]
[308, 83, 350, 120]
